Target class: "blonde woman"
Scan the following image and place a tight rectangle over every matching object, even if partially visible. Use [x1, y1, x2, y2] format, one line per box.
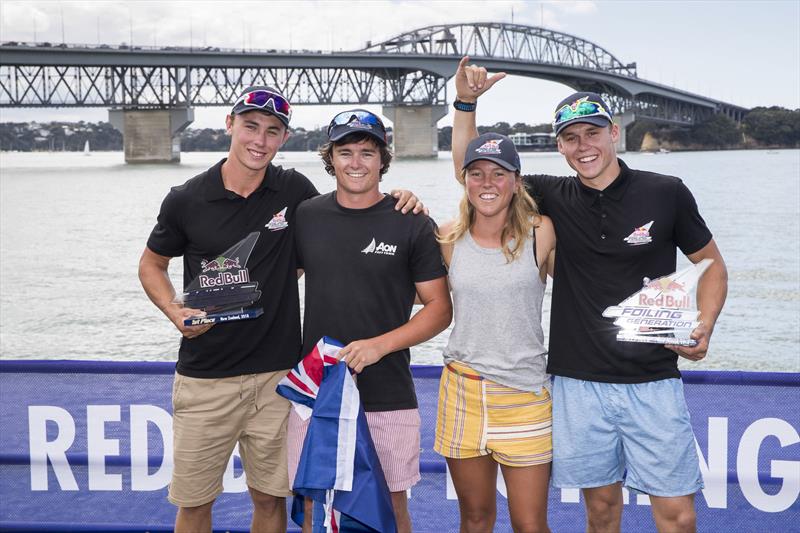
[435, 132, 555, 533]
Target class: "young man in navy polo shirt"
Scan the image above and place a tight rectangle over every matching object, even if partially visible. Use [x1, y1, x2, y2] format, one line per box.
[450, 58, 728, 533]
[139, 88, 423, 533]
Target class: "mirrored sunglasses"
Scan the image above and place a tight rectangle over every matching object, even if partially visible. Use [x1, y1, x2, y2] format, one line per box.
[235, 89, 292, 121]
[553, 99, 612, 127]
[327, 110, 386, 136]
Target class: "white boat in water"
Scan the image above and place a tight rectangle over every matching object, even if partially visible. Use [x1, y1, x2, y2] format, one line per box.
[83, 140, 90, 156]
[0, 360, 797, 531]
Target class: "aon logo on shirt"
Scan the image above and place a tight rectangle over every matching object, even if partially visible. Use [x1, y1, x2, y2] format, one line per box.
[361, 238, 397, 256]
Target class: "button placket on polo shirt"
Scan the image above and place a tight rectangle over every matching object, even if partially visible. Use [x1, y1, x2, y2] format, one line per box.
[597, 192, 609, 241]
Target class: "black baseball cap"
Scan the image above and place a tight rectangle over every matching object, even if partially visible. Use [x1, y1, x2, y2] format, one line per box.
[552, 91, 613, 136]
[230, 85, 292, 127]
[462, 132, 521, 172]
[327, 109, 388, 146]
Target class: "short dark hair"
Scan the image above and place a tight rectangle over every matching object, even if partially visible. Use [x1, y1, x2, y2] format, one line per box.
[319, 132, 392, 177]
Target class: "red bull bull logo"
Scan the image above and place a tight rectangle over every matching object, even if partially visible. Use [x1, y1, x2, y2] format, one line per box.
[201, 256, 241, 273]
[646, 278, 686, 293]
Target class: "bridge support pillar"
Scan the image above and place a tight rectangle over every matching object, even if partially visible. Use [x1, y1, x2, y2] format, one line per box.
[109, 107, 194, 164]
[613, 110, 636, 153]
[382, 104, 448, 158]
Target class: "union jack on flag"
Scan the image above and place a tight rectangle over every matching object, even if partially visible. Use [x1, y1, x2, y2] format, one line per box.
[277, 337, 397, 533]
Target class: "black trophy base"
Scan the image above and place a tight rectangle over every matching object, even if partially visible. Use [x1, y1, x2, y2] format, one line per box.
[184, 308, 264, 326]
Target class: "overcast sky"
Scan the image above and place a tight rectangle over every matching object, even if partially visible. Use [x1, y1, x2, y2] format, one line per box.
[1, 0, 798, 130]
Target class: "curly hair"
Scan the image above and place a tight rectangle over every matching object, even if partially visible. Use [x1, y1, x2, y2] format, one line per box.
[319, 132, 393, 177]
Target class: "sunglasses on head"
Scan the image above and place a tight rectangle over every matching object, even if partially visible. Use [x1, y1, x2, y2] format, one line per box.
[553, 99, 612, 128]
[327, 110, 386, 137]
[234, 89, 292, 122]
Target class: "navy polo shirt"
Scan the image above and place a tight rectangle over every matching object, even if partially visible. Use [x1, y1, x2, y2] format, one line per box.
[525, 159, 712, 383]
[147, 159, 319, 378]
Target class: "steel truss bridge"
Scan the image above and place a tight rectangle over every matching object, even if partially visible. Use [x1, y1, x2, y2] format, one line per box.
[0, 22, 747, 125]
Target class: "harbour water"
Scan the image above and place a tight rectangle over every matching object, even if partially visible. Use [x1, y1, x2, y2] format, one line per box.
[1, 149, 798, 372]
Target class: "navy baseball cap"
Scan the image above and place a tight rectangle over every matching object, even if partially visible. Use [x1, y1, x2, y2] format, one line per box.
[462, 132, 521, 172]
[230, 85, 292, 127]
[552, 92, 613, 136]
[327, 109, 388, 145]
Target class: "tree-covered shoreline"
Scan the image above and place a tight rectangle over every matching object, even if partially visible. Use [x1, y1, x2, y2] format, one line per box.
[1, 107, 797, 153]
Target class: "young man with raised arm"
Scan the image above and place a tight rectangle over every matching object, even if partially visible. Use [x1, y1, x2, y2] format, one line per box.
[451, 58, 728, 533]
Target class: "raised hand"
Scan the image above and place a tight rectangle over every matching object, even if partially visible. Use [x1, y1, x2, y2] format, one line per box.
[455, 56, 507, 103]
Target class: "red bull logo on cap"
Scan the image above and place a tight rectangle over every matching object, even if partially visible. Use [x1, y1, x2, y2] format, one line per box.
[475, 139, 504, 154]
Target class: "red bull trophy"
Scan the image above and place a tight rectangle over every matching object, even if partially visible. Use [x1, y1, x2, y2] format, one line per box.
[181, 232, 263, 326]
[602, 259, 714, 346]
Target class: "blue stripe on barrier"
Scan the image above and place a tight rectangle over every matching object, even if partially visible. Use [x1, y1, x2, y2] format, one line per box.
[2, 360, 798, 386]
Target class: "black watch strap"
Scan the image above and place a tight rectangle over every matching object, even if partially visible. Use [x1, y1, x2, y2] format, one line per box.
[453, 100, 477, 112]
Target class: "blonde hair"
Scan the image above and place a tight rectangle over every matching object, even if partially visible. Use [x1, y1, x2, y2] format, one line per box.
[437, 168, 540, 262]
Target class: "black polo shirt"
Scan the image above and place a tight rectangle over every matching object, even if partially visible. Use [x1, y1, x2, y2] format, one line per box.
[147, 159, 319, 378]
[525, 159, 712, 383]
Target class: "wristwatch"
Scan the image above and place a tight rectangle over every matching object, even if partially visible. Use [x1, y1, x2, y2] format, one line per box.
[453, 100, 477, 112]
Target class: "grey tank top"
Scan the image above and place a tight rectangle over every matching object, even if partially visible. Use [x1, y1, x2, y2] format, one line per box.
[443, 229, 549, 392]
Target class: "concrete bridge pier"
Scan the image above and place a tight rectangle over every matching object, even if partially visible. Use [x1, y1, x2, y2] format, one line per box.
[109, 107, 194, 163]
[382, 104, 448, 158]
[614, 110, 636, 153]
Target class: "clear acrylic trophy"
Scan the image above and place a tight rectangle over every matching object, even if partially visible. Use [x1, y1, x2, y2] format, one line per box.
[182, 232, 263, 326]
[602, 259, 713, 346]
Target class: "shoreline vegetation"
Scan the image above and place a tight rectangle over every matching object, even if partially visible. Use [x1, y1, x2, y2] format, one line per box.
[1, 106, 797, 153]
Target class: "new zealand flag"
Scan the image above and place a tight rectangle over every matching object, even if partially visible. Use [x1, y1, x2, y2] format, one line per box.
[277, 337, 397, 533]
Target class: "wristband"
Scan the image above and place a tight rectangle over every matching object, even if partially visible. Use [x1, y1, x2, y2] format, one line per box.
[453, 100, 477, 112]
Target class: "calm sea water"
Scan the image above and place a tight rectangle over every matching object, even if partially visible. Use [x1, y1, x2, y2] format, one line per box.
[1, 149, 798, 372]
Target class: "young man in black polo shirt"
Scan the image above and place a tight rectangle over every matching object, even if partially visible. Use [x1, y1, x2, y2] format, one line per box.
[287, 109, 452, 533]
[450, 58, 728, 533]
[139, 88, 424, 532]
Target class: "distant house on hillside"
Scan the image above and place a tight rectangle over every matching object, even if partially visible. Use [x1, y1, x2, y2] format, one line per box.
[509, 132, 556, 151]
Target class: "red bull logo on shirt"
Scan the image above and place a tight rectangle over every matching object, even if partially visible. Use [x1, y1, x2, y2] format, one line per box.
[266, 207, 289, 231]
[624, 220, 654, 245]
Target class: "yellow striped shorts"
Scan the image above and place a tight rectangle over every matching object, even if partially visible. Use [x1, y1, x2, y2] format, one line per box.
[434, 361, 552, 467]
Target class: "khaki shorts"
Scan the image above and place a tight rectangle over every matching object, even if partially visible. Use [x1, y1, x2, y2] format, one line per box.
[168, 370, 292, 507]
[434, 361, 552, 467]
